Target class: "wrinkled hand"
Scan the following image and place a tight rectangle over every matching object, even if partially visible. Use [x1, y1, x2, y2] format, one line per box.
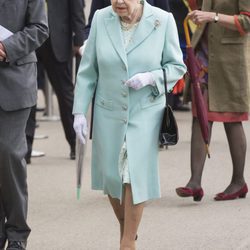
[188, 10, 215, 25]
[73, 114, 88, 144]
[125, 72, 155, 90]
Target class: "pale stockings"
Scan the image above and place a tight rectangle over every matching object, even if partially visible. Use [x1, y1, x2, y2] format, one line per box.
[108, 185, 144, 250]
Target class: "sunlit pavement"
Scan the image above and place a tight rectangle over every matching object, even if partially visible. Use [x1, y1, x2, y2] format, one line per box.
[26, 2, 250, 249]
[27, 107, 250, 250]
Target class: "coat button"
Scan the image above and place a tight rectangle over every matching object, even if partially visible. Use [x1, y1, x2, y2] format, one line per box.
[101, 100, 105, 105]
[123, 119, 127, 124]
[122, 105, 128, 110]
[122, 92, 127, 97]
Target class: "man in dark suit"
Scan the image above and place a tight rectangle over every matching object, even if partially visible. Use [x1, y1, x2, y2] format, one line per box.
[168, 0, 191, 111]
[37, 0, 86, 159]
[0, 0, 48, 249]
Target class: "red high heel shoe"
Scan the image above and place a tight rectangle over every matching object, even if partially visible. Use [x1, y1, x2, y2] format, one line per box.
[176, 187, 204, 202]
[214, 184, 248, 201]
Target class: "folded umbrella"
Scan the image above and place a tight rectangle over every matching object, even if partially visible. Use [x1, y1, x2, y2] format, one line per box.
[182, 1, 198, 33]
[76, 137, 87, 200]
[184, 17, 210, 158]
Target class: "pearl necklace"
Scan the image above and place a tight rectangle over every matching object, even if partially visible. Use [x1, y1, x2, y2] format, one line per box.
[120, 20, 138, 31]
[120, 21, 139, 48]
[119, 3, 143, 48]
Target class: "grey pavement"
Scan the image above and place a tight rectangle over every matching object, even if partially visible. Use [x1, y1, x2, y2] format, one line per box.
[26, 2, 250, 249]
[27, 102, 250, 250]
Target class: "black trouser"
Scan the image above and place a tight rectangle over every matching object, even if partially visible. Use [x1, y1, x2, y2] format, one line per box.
[36, 40, 76, 150]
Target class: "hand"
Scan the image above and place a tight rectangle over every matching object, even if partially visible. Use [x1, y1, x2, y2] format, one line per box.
[0, 42, 7, 61]
[125, 72, 155, 90]
[73, 114, 88, 144]
[188, 10, 215, 25]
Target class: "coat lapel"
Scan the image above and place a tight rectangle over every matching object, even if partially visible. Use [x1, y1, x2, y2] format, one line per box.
[104, 2, 156, 66]
[105, 14, 128, 68]
[126, 2, 155, 54]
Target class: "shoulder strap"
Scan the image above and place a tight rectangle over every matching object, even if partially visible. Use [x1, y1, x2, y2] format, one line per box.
[162, 68, 168, 105]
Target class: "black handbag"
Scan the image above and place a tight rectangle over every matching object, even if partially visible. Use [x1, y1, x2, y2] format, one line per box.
[159, 68, 179, 146]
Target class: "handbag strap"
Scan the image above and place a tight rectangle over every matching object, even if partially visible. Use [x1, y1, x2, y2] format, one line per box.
[162, 68, 168, 105]
[162, 68, 170, 124]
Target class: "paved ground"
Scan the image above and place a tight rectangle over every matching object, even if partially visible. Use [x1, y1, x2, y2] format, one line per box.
[26, 102, 250, 250]
[25, 2, 250, 249]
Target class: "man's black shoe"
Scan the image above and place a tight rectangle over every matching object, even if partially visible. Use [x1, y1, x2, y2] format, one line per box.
[25, 157, 31, 164]
[6, 241, 27, 250]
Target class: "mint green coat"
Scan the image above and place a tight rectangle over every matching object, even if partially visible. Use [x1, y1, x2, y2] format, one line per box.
[73, 2, 186, 204]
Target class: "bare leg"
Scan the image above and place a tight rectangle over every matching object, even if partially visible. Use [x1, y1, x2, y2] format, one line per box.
[222, 122, 247, 193]
[186, 117, 213, 188]
[120, 184, 144, 250]
[108, 195, 125, 242]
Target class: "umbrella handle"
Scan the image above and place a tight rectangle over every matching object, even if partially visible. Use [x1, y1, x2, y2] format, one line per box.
[182, 0, 192, 12]
[184, 17, 191, 47]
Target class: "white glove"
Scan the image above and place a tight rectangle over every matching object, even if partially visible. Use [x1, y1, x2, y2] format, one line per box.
[73, 114, 88, 144]
[125, 72, 155, 90]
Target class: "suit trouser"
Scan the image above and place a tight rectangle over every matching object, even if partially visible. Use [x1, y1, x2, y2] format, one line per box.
[36, 41, 76, 150]
[0, 107, 31, 241]
[25, 105, 36, 161]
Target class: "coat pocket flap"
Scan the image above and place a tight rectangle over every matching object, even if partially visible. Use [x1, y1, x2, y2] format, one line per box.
[95, 94, 113, 110]
[141, 94, 164, 109]
[221, 37, 245, 44]
[15, 53, 37, 65]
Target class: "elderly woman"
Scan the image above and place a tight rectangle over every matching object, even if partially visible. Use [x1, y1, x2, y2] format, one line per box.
[84, 0, 170, 40]
[176, 0, 250, 202]
[73, 0, 186, 249]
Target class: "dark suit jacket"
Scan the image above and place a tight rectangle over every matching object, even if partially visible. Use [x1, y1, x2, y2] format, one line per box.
[152, 0, 170, 11]
[169, 0, 188, 43]
[47, 0, 85, 62]
[0, 0, 49, 111]
[84, 0, 170, 39]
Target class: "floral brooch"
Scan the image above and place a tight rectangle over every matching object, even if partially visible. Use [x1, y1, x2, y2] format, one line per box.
[154, 19, 160, 29]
